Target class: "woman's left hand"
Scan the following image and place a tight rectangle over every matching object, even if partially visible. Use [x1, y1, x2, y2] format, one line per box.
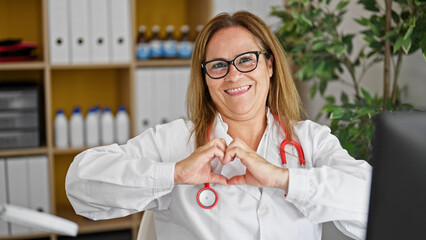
[223, 138, 289, 191]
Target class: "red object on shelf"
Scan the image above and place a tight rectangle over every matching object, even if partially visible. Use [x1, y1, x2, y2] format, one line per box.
[0, 42, 38, 63]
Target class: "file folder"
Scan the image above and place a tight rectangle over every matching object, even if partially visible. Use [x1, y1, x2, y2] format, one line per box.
[47, 0, 70, 64]
[69, 0, 90, 63]
[6, 157, 31, 235]
[135, 68, 155, 134]
[27, 155, 50, 232]
[174, 67, 190, 121]
[89, 0, 110, 63]
[154, 68, 172, 125]
[109, 0, 131, 63]
[0, 158, 9, 237]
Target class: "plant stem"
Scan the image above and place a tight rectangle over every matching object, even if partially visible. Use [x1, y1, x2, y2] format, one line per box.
[343, 56, 360, 98]
[383, 0, 392, 109]
[391, 50, 404, 103]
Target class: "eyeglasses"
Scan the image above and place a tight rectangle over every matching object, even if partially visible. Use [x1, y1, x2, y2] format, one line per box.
[201, 50, 266, 79]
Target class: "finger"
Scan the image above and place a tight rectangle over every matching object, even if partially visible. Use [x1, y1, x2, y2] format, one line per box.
[213, 138, 227, 152]
[209, 173, 229, 186]
[227, 175, 247, 185]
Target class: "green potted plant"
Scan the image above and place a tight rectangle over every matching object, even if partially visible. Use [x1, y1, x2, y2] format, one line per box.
[272, 0, 425, 161]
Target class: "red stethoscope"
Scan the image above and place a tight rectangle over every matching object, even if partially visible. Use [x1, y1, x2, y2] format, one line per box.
[196, 114, 305, 209]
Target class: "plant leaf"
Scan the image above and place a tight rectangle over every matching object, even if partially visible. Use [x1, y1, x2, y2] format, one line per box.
[330, 108, 345, 119]
[393, 36, 404, 54]
[404, 25, 414, 40]
[337, 1, 349, 10]
[402, 37, 412, 54]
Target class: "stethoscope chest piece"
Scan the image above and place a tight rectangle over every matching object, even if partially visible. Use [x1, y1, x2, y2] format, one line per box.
[197, 183, 218, 209]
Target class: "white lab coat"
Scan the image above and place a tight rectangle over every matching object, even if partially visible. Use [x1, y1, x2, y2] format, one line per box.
[66, 110, 372, 240]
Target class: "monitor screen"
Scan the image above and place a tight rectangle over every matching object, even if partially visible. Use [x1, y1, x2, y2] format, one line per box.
[367, 111, 426, 239]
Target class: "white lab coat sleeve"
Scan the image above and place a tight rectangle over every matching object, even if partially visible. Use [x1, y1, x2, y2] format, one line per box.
[285, 121, 372, 240]
[65, 122, 187, 220]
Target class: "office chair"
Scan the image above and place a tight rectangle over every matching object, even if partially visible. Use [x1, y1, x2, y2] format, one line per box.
[137, 211, 157, 240]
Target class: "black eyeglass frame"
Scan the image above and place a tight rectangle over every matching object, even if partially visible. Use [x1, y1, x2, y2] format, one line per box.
[201, 50, 266, 79]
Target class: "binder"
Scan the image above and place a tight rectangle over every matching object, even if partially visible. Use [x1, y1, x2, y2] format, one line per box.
[27, 155, 50, 234]
[0, 158, 9, 237]
[154, 68, 172, 125]
[89, 0, 110, 63]
[213, 0, 236, 15]
[109, 0, 131, 63]
[173, 67, 190, 121]
[47, 0, 70, 64]
[135, 68, 155, 134]
[69, 0, 90, 63]
[6, 157, 31, 235]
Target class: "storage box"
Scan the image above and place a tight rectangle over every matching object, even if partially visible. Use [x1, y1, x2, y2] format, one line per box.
[0, 111, 38, 130]
[0, 86, 38, 110]
[0, 130, 39, 149]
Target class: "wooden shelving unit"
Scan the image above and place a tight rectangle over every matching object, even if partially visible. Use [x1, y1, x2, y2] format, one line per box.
[0, 0, 212, 239]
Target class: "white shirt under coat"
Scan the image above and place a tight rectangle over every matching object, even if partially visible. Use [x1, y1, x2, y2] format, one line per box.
[66, 110, 372, 240]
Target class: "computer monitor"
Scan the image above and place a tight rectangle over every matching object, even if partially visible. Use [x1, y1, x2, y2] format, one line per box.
[367, 111, 426, 239]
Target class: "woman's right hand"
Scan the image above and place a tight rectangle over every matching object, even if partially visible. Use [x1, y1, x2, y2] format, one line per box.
[174, 138, 228, 186]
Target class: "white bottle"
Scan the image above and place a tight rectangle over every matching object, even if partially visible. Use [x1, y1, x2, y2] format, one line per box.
[115, 106, 130, 144]
[70, 106, 84, 148]
[54, 109, 69, 148]
[101, 107, 115, 145]
[85, 107, 100, 147]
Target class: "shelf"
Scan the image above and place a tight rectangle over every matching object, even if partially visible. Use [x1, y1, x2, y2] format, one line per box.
[0, 147, 48, 157]
[56, 207, 134, 235]
[53, 146, 89, 155]
[136, 58, 191, 67]
[50, 63, 131, 70]
[0, 232, 51, 240]
[0, 61, 45, 71]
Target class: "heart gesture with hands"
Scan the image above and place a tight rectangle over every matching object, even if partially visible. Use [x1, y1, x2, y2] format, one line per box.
[174, 137, 289, 191]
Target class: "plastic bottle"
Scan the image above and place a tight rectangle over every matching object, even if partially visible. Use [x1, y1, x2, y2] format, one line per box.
[101, 107, 115, 145]
[54, 109, 69, 148]
[70, 106, 84, 148]
[136, 25, 151, 60]
[85, 107, 100, 147]
[177, 25, 193, 59]
[195, 24, 204, 41]
[115, 106, 130, 144]
[150, 25, 163, 58]
[163, 25, 177, 58]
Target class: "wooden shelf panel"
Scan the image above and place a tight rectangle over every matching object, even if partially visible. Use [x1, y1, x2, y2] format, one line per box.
[136, 58, 191, 67]
[0, 61, 45, 71]
[53, 147, 88, 155]
[0, 147, 48, 157]
[57, 207, 134, 234]
[0, 232, 51, 240]
[50, 63, 131, 70]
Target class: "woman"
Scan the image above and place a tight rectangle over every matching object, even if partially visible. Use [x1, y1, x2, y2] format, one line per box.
[66, 11, 371, 240]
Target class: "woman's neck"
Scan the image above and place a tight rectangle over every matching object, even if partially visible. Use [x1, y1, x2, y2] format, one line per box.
[221, 111, 267, 151]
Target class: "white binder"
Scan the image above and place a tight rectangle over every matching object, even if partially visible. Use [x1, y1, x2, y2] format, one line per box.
[69, 0, 90, 63]
[0, 158, 9, 237]
[47, 0, 70, 64]
[155, 68, 172, 125]
[171, 67, 189, 119]
[6, 157, 31, 235]
[135, 68, 155, 134]
[89, 0, 110, 63]
[27, 155, 50, 234]
[109, 0, 131, 63]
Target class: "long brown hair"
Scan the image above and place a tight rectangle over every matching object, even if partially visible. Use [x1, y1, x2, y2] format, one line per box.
[187, 11, 303, 148]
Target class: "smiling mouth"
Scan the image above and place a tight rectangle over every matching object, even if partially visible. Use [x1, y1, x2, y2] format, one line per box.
[224, 85, 251, 94]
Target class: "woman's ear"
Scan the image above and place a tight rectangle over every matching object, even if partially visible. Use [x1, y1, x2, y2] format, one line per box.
[267, 55, 274, 78]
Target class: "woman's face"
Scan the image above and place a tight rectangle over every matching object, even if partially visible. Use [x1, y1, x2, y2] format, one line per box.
[204, 26, 273, 122]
